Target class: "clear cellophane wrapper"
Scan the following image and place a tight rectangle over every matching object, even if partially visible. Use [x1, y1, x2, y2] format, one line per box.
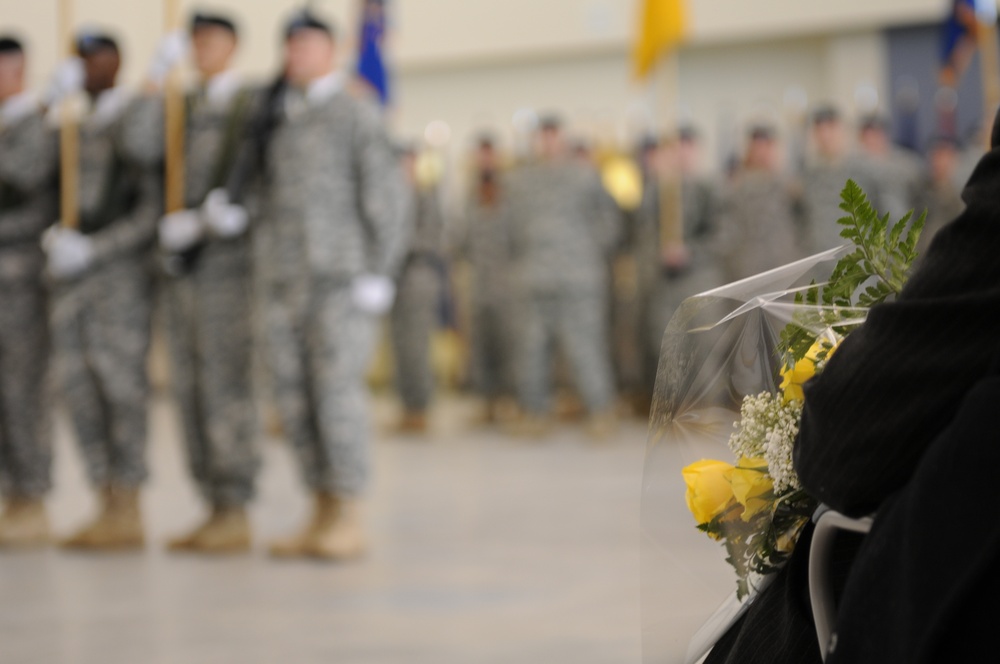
[640, 247, 870, 664]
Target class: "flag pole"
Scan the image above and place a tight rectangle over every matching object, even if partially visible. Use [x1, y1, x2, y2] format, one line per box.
[657, 49, 684, 260]
[164, 0, 185, 213]
[977, 12, 1000, 150]
[58, 0, 79, 229]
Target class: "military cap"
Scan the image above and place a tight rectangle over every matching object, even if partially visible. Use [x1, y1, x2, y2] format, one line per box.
[191, 12, 238, 36]
[394, 139, 418, 158]
[76, 32, 119, 57]
[636, 134, 658, 154]
[748, 124, 776, 141]
[285, 8, 335, 39]
[538, 113, 563, 131]
[0, 36, 24, 54]
[678, 124, 699, 142]
[811, 104, 841, 125]
[475, 132, 497, 150]
[858, 113, 889, 133]
[927, 133, 961, 151]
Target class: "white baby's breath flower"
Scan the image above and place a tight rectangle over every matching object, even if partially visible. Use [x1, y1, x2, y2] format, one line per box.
[729, 392, 803, 494]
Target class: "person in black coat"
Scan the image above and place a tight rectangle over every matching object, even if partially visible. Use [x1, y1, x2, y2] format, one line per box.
[704, 109, 1000, 664]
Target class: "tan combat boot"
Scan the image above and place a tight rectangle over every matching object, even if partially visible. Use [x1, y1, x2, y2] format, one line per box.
[0, 496, 51, 548]
[586, 408, 619, 442]
[396, 410, 428, 434]
[269, 492, 366, 561]
[168, 506, 252, 554]
[61, 486, 145, 551]
[469, 400, 496, 427]
[507, 411, 552, 439]
[308, 496, 367, 561]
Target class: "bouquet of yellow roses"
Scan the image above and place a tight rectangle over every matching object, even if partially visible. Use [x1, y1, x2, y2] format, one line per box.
[640, 181, 923, 663]
[682, 336, 837, 601]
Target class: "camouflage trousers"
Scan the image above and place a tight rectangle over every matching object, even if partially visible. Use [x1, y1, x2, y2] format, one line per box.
[0, 280, 52, 498]
[513, 287, 616, 415]
[51, 263, 152, 489]
[163, 270, 258, 507]
[468, 297, 514, 399]
[638, 264, 723, 394]
[390, 262, 439, 412]
[259, 279, 377, 497]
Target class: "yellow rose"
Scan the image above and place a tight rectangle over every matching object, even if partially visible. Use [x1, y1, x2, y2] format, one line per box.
[779, 338, 836, 403]
[730, 457, 775, 521]
[775, 518, 809, 553]
[682, 459, 739, 525]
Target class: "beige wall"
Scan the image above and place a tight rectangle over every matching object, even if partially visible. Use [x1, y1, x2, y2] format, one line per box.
[393, 0, 946, 67]
[1, 0, 963, 85]
[0, 0, 977, 192]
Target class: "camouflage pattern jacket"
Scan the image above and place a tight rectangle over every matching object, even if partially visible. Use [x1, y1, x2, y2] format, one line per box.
[0, 92, 56, 283]
[504, 158, 621, 294]
[255, 75, 410, 288]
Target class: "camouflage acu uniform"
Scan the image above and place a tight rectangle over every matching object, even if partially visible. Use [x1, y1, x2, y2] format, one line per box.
[911, 174, 965, 257]
[799, 155, 881, 253]
[0, 96, 56, 499]
[864, 147, 922, 222]
[391, 186, 443, 412]
[152, 76, 259, 507]
[254, 81, 408, 496]
[716, 170, 803, 282]
[51, 89, 162, 490]
[505, 158, 621, 415]
[635, 176, 723, 394]
[457, 192, 513, 399]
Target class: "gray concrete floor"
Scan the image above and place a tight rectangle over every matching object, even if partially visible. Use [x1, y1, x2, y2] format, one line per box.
[0, 395, 721, 664]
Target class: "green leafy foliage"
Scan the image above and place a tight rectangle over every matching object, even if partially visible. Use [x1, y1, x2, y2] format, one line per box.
[699, 489, 816, 600]
[777, 179, 925, 365]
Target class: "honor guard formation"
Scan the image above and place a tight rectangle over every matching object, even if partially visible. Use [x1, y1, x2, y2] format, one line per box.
[0, 7, 973, 557]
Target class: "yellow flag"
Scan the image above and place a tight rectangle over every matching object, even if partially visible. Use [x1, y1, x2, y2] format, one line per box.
[632, 0, 687, 79]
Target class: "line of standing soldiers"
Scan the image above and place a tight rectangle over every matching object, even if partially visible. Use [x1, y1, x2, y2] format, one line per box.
[0, 9, 413, 557]
[453, 106, 966, 424]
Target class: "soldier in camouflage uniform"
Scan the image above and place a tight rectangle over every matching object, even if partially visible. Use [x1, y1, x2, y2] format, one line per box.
[857, 114, 921, 222]
[912, 135, 966, 257]
[390, 146, 443, 433]
[454, 134, 514, 423]
[716, 125, 804, 282]
[44, 33, 162, 551]
[799, 106, 882, 253]
[505, 116, 621, 438]
[241, 11, 408, 560]
[144, 14, 259, 553]
[0, 37, 56, 547]
[634, 128, 722, 412]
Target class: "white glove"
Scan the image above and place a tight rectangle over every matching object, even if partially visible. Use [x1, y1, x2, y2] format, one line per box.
[44, 226, 94, 279]
[0, 91, 41, 125]
[44, 58, 84, 106]
[201, 189, 249, 239]
[158, 210, 204, 251]
[351, 274, 396, 315]
[147, 30, 190, 85]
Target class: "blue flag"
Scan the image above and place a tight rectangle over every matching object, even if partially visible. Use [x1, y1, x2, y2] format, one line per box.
[356, 0, 390, 106]
[942, 0, 977, 65]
